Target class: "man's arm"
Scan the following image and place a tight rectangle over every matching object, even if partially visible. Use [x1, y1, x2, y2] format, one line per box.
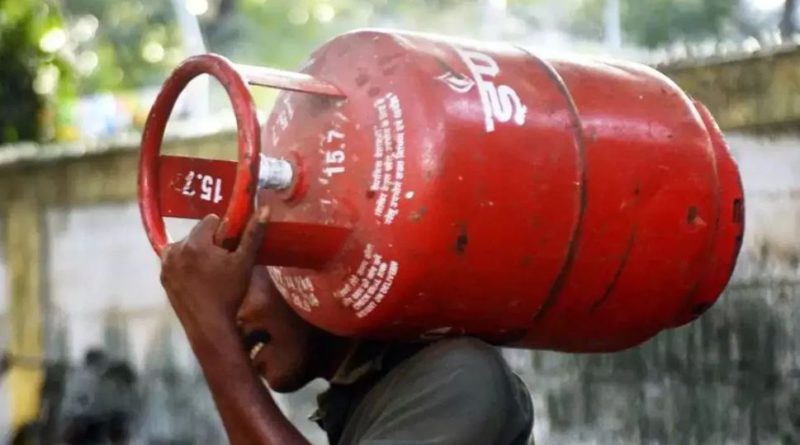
[187, 317, 308, 445]
[160, 209, 309, 445]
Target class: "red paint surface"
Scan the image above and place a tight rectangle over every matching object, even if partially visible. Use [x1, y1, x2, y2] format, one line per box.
[139, 31, 745, 352]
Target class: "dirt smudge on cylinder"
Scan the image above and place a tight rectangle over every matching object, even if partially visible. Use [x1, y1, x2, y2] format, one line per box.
[687, 206, 699, 224]
[454, 222, 469, 255]
[409, 207, 428, 223]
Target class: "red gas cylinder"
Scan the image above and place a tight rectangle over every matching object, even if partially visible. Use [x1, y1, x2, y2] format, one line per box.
[138, 30, 745, 353]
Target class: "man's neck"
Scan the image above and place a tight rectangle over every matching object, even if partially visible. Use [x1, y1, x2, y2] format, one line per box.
[316, 335, 355, 381]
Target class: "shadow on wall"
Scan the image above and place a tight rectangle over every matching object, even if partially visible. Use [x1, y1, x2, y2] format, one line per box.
[508, 283, 800, 445]
[6, 307, 328, 445]
[5, 315, 227, 445]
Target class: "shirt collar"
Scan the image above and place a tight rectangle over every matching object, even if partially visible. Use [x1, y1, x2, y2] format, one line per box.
[328, 341, 392, 386]
[309, 341, 390, 424]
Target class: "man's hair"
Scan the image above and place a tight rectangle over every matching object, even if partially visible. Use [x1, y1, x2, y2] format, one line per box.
[84, 348, 107, 368]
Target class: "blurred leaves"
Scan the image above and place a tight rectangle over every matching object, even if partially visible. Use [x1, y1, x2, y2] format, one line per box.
[202, 0, 472, 69]
[0, 0, 75, 143]
[196, 0, 477, 107]
[0, 0, 791, 144]
[569, 0, 743, 48]
[1, 0, 480, 144]
[64, 0, 182, 93]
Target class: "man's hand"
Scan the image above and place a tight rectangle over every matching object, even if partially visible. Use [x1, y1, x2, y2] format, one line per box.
[160, 207, 270, 339]
[158, 207, 309, 445]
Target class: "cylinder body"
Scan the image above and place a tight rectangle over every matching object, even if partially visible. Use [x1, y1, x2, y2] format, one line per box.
[259, 30, 744, 352]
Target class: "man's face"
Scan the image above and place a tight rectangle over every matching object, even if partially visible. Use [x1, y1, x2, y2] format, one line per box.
[236, 267, 323, 392]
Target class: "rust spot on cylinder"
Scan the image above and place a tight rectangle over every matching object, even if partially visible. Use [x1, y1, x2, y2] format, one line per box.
[687, 206, 706, 227]
[409, 207, 428, 223]
[382, 65, 398, 76]
[454, 224, 469, 255]
[378, 52, 403, 66]
[687, 206, 698, 224]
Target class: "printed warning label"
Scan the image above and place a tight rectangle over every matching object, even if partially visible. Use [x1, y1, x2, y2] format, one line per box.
[334, 244, 399, 319]
[268, 268, 319, 313]
[370, 93, 406, 225]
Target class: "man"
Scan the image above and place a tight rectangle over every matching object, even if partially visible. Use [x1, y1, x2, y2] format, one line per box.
[159, 207, 534, 445]
[59, 349, 139, 444]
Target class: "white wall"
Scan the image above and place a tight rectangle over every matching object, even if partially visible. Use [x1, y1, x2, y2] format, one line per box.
[44, 202, 327, 444]
[44, 203, 225, 442]
[45, 203, 177, 367]
[727, 133, 800, 282]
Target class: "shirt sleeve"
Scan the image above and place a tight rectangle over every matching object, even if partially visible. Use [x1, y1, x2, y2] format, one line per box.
[337, 338, 534, 445]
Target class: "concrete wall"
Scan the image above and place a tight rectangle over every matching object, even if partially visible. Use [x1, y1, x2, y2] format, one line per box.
[728, 134, 800, 282]
[39, 202, 327, 443]
[659, 46, 800, 132]
[1, 224, 10, 445]
[43, 203, 225, 442]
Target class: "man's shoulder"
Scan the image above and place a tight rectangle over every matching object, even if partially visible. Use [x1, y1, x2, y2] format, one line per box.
[337, 337, 534, 445]
[388, 337, 531, 409]
[394, 337, 512, 382]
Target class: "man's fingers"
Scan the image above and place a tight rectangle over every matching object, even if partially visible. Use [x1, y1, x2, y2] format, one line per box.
[236, 206, 270, 262]
[187, 214, 222, 246]
[160, 242, 174, 263]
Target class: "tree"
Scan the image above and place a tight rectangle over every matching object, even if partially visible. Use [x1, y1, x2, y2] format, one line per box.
[0, 0, 75, 143]
[0, 0, 186, 144]
[569, 0, 739, 49]
[201, 0, 475, 69]
[63, 0, 182, 93]
[195, 0, 475, 108]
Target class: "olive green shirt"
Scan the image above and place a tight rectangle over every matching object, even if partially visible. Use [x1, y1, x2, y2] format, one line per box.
[312, 337, 534, 445]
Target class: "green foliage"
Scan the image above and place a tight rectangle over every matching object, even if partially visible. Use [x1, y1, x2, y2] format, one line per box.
[0, 0, 482, 144]
[199, 0, 472, 107]
[622, 0, 736, 48]
[64, 0, 182, 93]
[570, 0, 739, 48]
[0, 0, 75, 143]
[203, 0, 469, 69]
[0, 0, 763, 144]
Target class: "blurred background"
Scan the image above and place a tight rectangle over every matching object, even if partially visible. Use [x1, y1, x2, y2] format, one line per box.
[1, 0, 799, 443]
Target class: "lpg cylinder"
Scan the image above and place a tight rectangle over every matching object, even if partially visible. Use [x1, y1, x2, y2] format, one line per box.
[139, 29, 745, 353]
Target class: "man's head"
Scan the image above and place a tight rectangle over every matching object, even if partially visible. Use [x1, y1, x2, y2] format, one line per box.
[236, 267, 348, 392]
[84, 348, 108, 370]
